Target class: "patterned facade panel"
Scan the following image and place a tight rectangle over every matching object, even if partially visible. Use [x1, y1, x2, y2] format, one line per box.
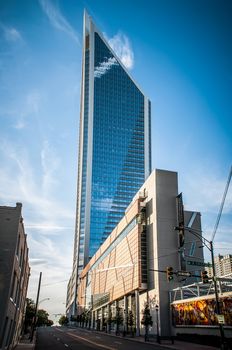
[78, 223, 143, 309]
[93, 226, 140, 303]
[81, 198, 141, 276]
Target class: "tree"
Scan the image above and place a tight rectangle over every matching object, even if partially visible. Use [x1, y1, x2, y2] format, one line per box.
[46, 319, 54, 326]
[59, 315, 69, 326]
[141, 303, 153, 341]
[106, 308, 112, 333]
[24, 298, 36, 333]
[128, 310, 135, 337]
[36, 309, 53, 327]
[113, 306, 123, 335]
[80, 311, 88, 327]
[37, 309, 50, 326]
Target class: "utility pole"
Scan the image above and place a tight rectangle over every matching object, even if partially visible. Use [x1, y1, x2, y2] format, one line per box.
[30, 272, 42, 342]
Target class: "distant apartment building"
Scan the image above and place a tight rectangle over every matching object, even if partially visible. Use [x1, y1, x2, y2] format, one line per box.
[206, 254, 232, 277]
[76, 169, 203, 337]
[0, 203, 30, 350]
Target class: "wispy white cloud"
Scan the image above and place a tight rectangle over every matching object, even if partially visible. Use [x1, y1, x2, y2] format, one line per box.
[27, 235, 72, 317]
[13, 91, 41, 129]
[41, 140, 60, 196]
[39, 0, 79, 45]
[182, 166, 232, 261]
[107, 32, 134, 70]
[26, 224, 72, 231]
[0, 139, 75, 224]
[26, 91, 41, 114]
[14, 120, 26, 130]
[0, 22, 23, 42]
[94, 57, 119, 79]
[0, 138, 74, 317]
[183, 169, 232, 215]
[30, 258, 48, 266]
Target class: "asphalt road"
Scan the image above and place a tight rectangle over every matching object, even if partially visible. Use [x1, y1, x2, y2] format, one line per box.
[35, 327, 169, 350]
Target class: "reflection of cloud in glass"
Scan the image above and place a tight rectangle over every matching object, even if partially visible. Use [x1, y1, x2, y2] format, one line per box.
[94, 57, 118, 78]
[108, 32, 134, 70]
[92, 198, 113, 211]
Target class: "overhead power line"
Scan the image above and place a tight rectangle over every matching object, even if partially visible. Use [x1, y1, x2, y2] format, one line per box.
[211, 165, 232, 242]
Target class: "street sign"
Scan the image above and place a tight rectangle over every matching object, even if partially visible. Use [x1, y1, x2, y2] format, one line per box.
[187, 261, 212, 267]
[217, 314, 225, 324]
[177, 271, 191, 277]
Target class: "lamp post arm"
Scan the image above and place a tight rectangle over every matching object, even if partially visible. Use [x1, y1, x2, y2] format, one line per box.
[176, 226, 211, 251]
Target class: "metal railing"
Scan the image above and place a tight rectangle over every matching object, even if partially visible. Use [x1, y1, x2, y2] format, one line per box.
[170, 274, 232, 302]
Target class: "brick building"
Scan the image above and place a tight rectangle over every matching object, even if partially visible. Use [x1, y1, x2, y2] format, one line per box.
[0, 203, 30, 349]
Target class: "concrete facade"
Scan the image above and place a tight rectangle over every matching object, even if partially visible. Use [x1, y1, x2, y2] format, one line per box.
[0, 203, 30, 349]
[75, 169, 203, 337]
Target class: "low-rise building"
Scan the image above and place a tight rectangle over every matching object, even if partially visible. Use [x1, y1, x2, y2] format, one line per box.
[0, 203, 30, 349]
[76, 169, 203, 337]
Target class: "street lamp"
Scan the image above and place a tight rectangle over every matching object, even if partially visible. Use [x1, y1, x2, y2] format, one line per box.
[175, 226, 225, 349]
[155, 304, 160, 344]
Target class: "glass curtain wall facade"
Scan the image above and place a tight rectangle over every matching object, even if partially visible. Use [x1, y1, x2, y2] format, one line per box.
[67, 11, 151, 316]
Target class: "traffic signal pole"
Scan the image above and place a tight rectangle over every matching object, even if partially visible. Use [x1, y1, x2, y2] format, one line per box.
[174, 226, 226, 349]
[210, 241, 225, 349]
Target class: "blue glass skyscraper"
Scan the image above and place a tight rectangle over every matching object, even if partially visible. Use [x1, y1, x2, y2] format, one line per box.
[67, 11, 151, 316]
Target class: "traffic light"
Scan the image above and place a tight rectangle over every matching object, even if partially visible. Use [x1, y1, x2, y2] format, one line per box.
[176, 193, 185, 247]
[166, 266, 174, 281]
[201, 270, 209, 283]
[174, 224, 185, 247]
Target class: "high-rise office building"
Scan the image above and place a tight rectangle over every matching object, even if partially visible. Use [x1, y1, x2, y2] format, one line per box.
[206, 254, 232, 277]
[67, 12, 151, 316]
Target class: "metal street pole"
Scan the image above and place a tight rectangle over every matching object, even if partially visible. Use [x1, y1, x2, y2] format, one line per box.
[155, 304, 160, 343]
[175, 226, 226, 350]
[210, 241, 225, 349]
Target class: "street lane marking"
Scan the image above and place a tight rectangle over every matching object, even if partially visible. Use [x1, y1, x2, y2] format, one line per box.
[55, 328, 116, 350]
[65, 331, 116, 350]
[64, 344, 69, 347]
[114, 341, 122, 345]
[96, 336, 101, 339]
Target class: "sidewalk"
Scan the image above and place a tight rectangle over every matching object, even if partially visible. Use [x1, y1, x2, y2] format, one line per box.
[123, 336, 219, 350]
[14, 333, 36, 350]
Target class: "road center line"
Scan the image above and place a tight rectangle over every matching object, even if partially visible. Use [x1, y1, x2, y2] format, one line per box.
[66, 332, 116, 350]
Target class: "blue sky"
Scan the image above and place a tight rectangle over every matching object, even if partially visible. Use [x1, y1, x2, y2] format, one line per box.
[0, 0, 231, 320]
